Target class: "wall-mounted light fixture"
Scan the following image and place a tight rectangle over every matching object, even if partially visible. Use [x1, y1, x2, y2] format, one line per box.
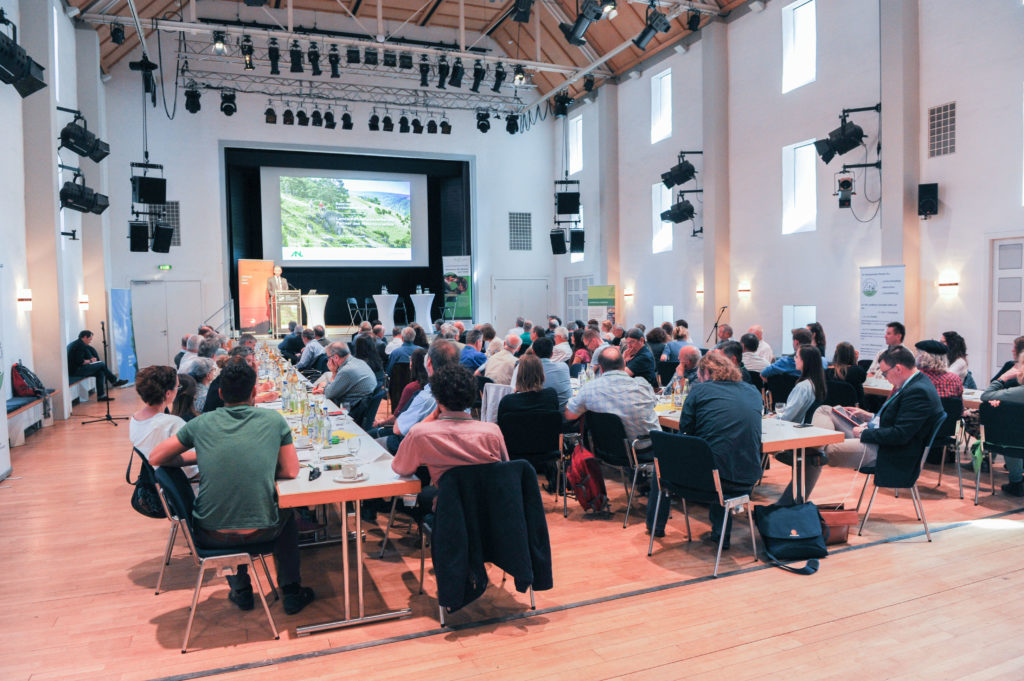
[937, 270, 959, 298]
[623, 287, 634, 297]
[78, 294, 90, 311]
[695, 284, 704, 295]
[17, 289, 32, 312]
[737, 282, 752, 294]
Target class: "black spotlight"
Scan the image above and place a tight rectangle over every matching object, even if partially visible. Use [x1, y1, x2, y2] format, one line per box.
[383, 50, 397, 67]
[240, 35, 255, 70]
[661, 158, 696, 188]
[364, 48, 378, 65]
[661, 197, 695, 223]
[436, 56, 450, 89]
[419, 55, 431, 87]
[600, 0, 616, 16]
[211, 31, 227, 56]
[60, 120, 110, 163]
[399, 115, 410, 133]
[382, 114, 394, 132]
[324, 111, 336, 129]
[470, 60, 486, 92]
[369, 113, 380, 130]
[283, 108, 295, 125]
[264, 106, 277, 124]
[814, 119, 866, 164]
[296, 109, 309, 126]
[427, 119, 438, 134]
[513, 0, 534, 22]
[448, 58, 464, 87]
[491, 62, 506, 92]
[0, 12, 47, 98]
[110, 24, 125, 45]
[439, 119, 452, 134]
[398, 52, 413, 69]
[184, 86, 201, 113]
[476, 111, 490, 133]
[686, 12, 701, 31]
[341, 112, 353, 130]
[307, 42, 321, 76]
[412, 117, 423, 134]
[505, 113, 519, 134]
[289, 40, 303, 72]
[559, 0, 602, 47]
[346, 46, 360, 64]
[583, 74, 595, 92]
[268, 37, 280, 74]
[552, 92, 573, 117]
[219, 91, 236, 116]
[60, 176, 109, 214]
[311, 109, 323, 127]
[633, 7, 670, 50]
[513, 65, 526, 86]
[328, 45, 341, 77]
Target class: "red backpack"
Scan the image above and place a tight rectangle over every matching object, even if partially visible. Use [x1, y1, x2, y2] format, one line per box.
[566, 440, 609, 513]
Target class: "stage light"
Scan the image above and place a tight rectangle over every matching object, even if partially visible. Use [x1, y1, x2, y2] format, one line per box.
[308, 42, 321, 76]
[0, 10, 47, 98]
[412, 117, 423, 134]
[59, 119, 110, 162]
[559, 0, 603, 47]
[633, 5, 670, 50]
[219, 91, 236, 116]
[686, 12, 701, 32]
[427, 119, 438, 134]
[513, 0, 533, 22]
[440, 119, 452, 134]
[289, 40, 303, 73]
[184, 85, 201, 113]
[506, 113, 519, 134]
[311, 109, 323, 127]
[264, 105, 277, 124]
[399, 115, 410, 133]
[814, 119, 866, 164]
[491, 62, 506, 92]
[437, 55, 449, 89]
[449, 57, 464, 87]
[513, 65, 526, 86]
[398, 52, 413, 69]
[60, 175, 109, 215]
[328, 45, 341, 78]
[212, 31, 227, 56]
[661, 158, 696, 188]
[283, 108, 294, 125]
[600, 0, 617, 18]
[476, 111, 490, 133]
[383, 50, 397, 67]
[240, 35, 255, 70]
[324, 111, 336, 129]
[268, 37, 280, 74]
[346, 46, 360, 64]
[419, 55, 430, 87]
[364, 48, 378, 65]
[341, 112, 353, 130]
[470, 60, 486, 92]
[584, 74, 595, 92]
[837, 176, 854, 208]
[369, 113, 380, 130]
[661, 198, 694, 223]
[296, 109, 309, 126]
[110, 24, 125, 45]
[552, 92, 573, 117]
[382, 114, 394, 132]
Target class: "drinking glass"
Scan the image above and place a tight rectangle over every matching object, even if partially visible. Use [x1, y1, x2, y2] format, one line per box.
[774, 402, 786, 420]
[347, 436, 361, 456]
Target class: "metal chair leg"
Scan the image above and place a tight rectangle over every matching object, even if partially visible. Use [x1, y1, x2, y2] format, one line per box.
[937, 444, 946, 487]
[182, 561, 207, 653]
[378, 497, 398, 558]
[857, 486, 879, 536]
[955, 436, 965, 500]
[647, 493, 663, 556]
[248, 557, 280, 641]
[682, 499, 691, 541]
[257, 554, 279, 602]
[912, 485, 931, 541]
[909, 487, 922, 520]
[439, 604, 446, 627]
[712, 524, 728, 578]
[418, 529, 426, 594]
[156, 522, 179, 594]
[529, 585, 536, 610]
[855, 474, 871, 512]
[624, 466, 641, 528]
[747, 504, 757, 559]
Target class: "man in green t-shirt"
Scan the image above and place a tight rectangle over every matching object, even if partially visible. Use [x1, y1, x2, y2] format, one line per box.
[151, 358, 314, 615]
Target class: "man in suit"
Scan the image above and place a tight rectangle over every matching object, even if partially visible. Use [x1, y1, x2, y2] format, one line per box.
[67, 330, 126, 400]
[277, 322, 304, 364]
[266, 265, 288, 326]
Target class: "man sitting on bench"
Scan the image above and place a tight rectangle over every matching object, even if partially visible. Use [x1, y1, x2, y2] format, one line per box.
[68, 330, 126, 401]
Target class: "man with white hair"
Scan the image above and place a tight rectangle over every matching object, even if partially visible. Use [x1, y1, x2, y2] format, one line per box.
[748, 325, 774, 363]
[551, 327, 572, 363]
[295, 328, 326, 370]
[479, 334, 520, 385]
[177, 334, 204, 375]
[386, 327, 418, 371]
[507, 316, 526, 338]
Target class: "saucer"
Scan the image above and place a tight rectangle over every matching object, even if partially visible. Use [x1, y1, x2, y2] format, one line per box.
[333, 472, 368, 484]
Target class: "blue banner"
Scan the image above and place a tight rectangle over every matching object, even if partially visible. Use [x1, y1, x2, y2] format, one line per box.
[109, 289, 138, 384]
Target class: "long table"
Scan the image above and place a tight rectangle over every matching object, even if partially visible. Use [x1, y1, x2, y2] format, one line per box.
[863, 377, 983, 408]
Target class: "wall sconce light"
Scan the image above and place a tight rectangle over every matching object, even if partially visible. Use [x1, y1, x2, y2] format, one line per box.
[937, 271, 959, 298]
[737, 282, 752, 294]
[17, 289, 32, 312]
[623, 287, 634, 297]
[695, 281, 704, 295]
[78, 294, 90, 311]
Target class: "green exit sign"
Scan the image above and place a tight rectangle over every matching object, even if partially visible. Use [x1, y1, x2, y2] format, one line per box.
[158, 264, 172, 270]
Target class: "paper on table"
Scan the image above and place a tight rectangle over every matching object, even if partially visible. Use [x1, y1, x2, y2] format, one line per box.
[654, 403, 678, 413]
[331, 430, 360, 440]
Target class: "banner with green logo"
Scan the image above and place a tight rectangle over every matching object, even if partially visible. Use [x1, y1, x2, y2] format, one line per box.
[442, 256, 473, 319]
[587, 285, 616, 324]
[860, 265, 905, 359]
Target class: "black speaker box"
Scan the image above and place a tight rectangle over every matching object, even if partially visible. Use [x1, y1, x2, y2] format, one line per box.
[918, 183, 938, 217]
[129, 221, 149, 252]
[550, 229, 567, 254]
[556, 191, 580, 215]
[151, 224, 174, 253]
[569, 229, 585, 253]
[132, 176, 167, 204]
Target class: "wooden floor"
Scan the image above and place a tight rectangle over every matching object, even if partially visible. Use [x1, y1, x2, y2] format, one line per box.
[3, 390, 1024, 681]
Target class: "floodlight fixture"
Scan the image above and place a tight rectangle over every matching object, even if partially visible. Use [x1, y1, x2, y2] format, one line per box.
[583, 74, 595, 92]
[661, 152, 701, 188]
[341, 112, 353, 130]
[324, 111, 336, 129]
[282, 108, 294, 125]
[437, 55, 450, 89]
[686, 12, 701, 32]
[0, 9, 47, 98]
[491, 62, 506, 92]
[427, 119, 438, 134]
[399, 115, 410, 133]
[264, 105, 277, 124]
[398, 52, 413, 69]
[476, 111, 490, 133]
[346, 46, 361, 64]
[328, 44, 341, 77]
[470, 60, 486, 92]
[240, 35, 255, 70]
[412, 117, 424, 134]
[184, 85, 201, 113]
[212, 31, 227, 56]
[110, 24, 125, 45]
[369, 113, 380, 130]
[307, 42, 321, 76]
[383, 50, 397, 67]
[439, 118, 452, 134]
[559, 0, 603, 47]
[289, 40, 303, 73]
[513, 0, 534, 22]
[219, 90, 236, 116]
[449, 57, 464, 87]
[296, 109, 309, 126]
[506, 113, 519, 134]
[364, 48, 378, 65]
[267, 37, 280, 74]
[634, 2, 671, 50]
[311, 109, 323, 127]
[59, 115, 110, 162]
[382, 114, 394, 132]
[60, 174, 109, 215]
[419, 55, 431, 86]
[660, 194, 695, 223]
[552, 92, 573, 117]
[814, 116, 866, 164]
[513, 65, 526, 86]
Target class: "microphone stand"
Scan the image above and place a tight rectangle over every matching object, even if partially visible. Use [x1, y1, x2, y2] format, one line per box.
[705, 305, 728, 346]
[83, 320, 130, 426]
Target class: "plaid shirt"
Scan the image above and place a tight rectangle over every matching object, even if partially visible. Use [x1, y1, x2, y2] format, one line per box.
[566, 370, 661, 441]
[919, 368, 963, 398]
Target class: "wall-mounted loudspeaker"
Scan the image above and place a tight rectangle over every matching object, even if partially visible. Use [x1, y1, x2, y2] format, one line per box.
[131, 176, 167, 204]
[151, 223, 174, 253]
[129, 221, 149, 252]
[550, 229, 567, 254]
[569, 229, 585, 253]
[918, 183, 938, 218]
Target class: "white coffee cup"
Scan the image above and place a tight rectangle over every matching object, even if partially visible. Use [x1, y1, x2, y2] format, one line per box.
[341, 462, 359, 480]
[295, 436, 311, 449]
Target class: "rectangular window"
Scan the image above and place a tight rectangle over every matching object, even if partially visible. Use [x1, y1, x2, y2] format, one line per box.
[782, 139, 817, 234]
[568, 115, 583, 175]
[652, 183, 673, 253]
[781, 0, 816, 93]
[782, 305, 817, 351]
[52, 5, 61, 103]
[651, 69, 672, 144]
[653, 306, 674, 330]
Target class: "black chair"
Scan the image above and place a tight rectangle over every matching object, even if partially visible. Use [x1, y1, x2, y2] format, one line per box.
[362, 297, 377, 323]
[441, 294, 458, 321]
[646, 431, 756, 577]
[569, 363, 586, 379]
[934, 396, 966, 496]
[153, 467, 279, 653]
[300, 353, 329, 382]
[747, 371, 764, 394]
[765, 374, 798, 408]
[656, 361, 679, 389]
[856, 411, 946, 541]
[394, 296, 410, 325]
[976, 402, 1024, 504]
[824, 380, 858, 407]
[388, 362, 412, 412]
[583, 412, 650, 528]
[346, 297, 362, 325]
[350, 387, 386, 431]
[857, 359, 873, 372]
[498, 409, 566, 516]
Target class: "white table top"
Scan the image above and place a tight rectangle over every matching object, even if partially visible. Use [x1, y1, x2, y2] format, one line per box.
[864, 376, 983, 408]
[656, 407, 844, 452]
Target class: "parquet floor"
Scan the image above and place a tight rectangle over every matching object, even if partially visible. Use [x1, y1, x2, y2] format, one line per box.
[2, 389, 1023, 681]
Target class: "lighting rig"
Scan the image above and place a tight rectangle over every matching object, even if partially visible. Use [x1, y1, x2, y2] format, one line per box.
[659, 150, 703, 237]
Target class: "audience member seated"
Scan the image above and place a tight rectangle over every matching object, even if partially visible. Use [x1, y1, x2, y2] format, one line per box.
[747, 324, 774, 364]
[714, 323, 734, 348]
[551, 327, 573, 363]
[530, 337, 572, 409]
[499, 354, 560, 484]
[372, 324, 389, 364]
[661, 324, 696, 362]
[173, 335, 189, 369]
[981, 356, 1024, 496]
[67, 329, 125, 401]
[778, 345, 826, 423]
[666, 345, 701, 393]
[384, 327, 403, 355]
[177, 334, 203, 376]
[460, 329, 488, 370]
[806, 322, 827, 358]
[646, 352, 762, 544]
[384, 340, 461, 454]
[187, 358, 217, 412]
[914, 340, 963, 398]
[319, 342, 377, 410]
[564, 346, 660, 442]
[479, 323, 499, 357]
[172, 374, 201, 422]
[990, 335, 1024, 384]
[507, 317, 526, 338]
[204, 347, 278, 413]
[130, 366, 197, 479]
[294, 328, 326, 371]
[740, 333, 770, 373]
[867, 321, 909, 377]
[571, 328, 591, 366]
[354, 334, 386, 391]
[716, 341, 755, 386]
[600, 320, 614, 342]
[150, 358, 315, 615]
[277, 322, 305, 364]
[374, 348, 428, 430]
[645, 328, 668, 369]
[761, 328, 826, 377]
[313, 325, 329, 347]
[387, 327, 419, 371]
[411, 323, 430, 349]
[622, 328, 658, 390]
[479, 334, 520, 385]
[940, 330, 968, 380]
[827, 341, 866, 406]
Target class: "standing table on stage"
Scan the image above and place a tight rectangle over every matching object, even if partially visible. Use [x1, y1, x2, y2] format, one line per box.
[373, 293, 399, 329]
[301, 293, 329, 328]
[410, 292, 435, 328]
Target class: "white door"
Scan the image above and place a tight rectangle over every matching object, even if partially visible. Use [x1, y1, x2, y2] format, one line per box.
[131, 280, 203, 368]
[492, 278, 549, 331]
[991, 238, 1024, 378]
